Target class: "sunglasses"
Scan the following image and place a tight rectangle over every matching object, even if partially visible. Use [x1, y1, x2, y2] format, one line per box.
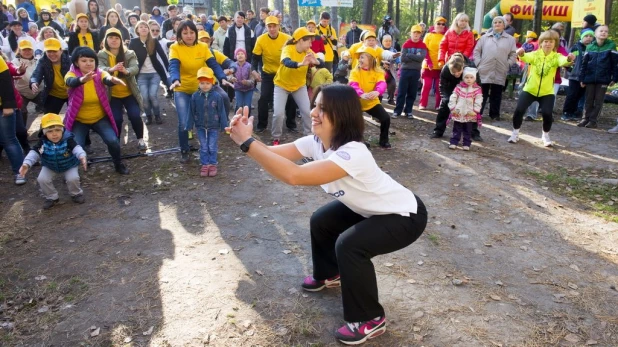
[436, 23, 446, 26]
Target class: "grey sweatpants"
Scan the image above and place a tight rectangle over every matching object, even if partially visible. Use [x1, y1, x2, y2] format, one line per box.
[272, 85, 311, 139]
[37, 166, 82, 200]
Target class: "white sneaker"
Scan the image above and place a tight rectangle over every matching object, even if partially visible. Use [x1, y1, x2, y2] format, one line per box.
[542, 132, 553, 147]
[418, 105, 426, 110]
[608, 124, 618, 134]
[507, 133, 519, 143]
[462, 146, 470, 151]
[448, 144, 456, 149]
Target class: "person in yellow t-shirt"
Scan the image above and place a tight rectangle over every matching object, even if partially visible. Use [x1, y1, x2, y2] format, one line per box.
[348, 46, 392, 149]
[68, 13, 100, 55]
[30, 38, 70, 114]
[251, 15, 293, 133]
[64, 47, 130, 174]
[98, 28, 146, 151]
[168, 20, 233, 162]
[316, 12, 337, 72]
[270, 27, 324, 145]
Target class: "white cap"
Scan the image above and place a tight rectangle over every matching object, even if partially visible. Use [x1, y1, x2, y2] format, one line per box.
[463, 67, 478, 77]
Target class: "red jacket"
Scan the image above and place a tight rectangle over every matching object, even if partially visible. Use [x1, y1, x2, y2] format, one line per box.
[6, 62, 24, 109]
[439, 29, 475, 63]
[311, 36, 325, 55]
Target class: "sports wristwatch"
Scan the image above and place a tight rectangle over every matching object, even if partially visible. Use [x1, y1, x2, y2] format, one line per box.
[240, 137, 256, 153]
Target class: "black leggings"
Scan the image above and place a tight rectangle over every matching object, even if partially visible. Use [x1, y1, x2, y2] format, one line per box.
[365, 104, 390, 145]
[309, 196, 427, 322]
[513, 91, 554, 132]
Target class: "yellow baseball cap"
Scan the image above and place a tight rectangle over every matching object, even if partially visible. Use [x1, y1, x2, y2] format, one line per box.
[360, 30, 376, 41]
[198, 30, 210, 40]
[265, 16, 279, 25]
[411, 24, 423, 33]
[197, 67, 214, 80]
[434, 16, 447, 24]
[43, 38, 62, 51]
[75, 13, 88, 21]
[105, 27, 122, 39]
[526, 30, 537, 39]
[292, 27, 312, 41]
[354, 45, 380, 59]
[18, 40, 34, 50]
[513, 33, 521, 38]
[41, 113, 64, 129]
[306, 19, 316, 26]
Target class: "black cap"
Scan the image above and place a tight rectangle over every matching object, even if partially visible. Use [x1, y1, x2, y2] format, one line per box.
[384, 15, 392, 21]
[10, 20, 22, 27]
[583, 14, 597, 25]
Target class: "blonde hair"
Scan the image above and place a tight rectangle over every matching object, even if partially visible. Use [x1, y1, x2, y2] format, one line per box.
[538, 30, 559, 51]
[37, 26, 61, 42]
[340, 50, 350, 59]
[450, 13, 470, 32]
[355, 52, 383, 73]
[447, 52, 465, 72]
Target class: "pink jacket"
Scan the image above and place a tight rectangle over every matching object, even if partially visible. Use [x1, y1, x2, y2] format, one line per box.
[64, 65, 118, 136]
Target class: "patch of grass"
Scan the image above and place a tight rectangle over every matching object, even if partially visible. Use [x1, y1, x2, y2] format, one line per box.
[426, 233, 440, 245]
[46, 281, 58, 291]
[527, 169, 618, 223]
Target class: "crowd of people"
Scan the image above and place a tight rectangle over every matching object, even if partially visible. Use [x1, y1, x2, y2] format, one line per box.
[0, 3, 617, 344]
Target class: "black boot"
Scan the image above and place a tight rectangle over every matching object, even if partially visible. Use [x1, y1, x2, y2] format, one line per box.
[114, 162, 130, 175]
[144, 115, 152, 125]
[154, 115, 163, 124]
[180, 150, 190, 163]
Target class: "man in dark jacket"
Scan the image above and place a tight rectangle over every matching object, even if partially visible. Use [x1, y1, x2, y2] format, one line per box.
[161, 5, 178, 37]
[345, 20, 362, 48]
[223, 11, 255, 62]
[247, 9, 258, 30]
[253, 7, 269, 37]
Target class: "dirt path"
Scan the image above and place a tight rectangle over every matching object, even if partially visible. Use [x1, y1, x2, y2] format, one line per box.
[1, 94, 617, 346]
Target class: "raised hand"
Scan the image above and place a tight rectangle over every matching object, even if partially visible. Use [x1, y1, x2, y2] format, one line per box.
[81, 71, 96, 83]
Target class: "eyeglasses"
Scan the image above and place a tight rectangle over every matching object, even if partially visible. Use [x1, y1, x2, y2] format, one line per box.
[82, 35, 88, 46]
[436, 23, 446, 26]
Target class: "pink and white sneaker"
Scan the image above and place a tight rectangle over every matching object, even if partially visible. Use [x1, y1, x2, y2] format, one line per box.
[335, 316, 386, 345]
[301, 274, 340, 292]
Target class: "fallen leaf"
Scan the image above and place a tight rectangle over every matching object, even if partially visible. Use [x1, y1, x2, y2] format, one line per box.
[406, 279, 417, 284]
[586, 339, 598, 345]
[235, 217, 241, 221]
[37, 306, 49, 313]
[564, 334, 580, 343]
[384, 262, 394, 267]
[142, 326, 154, 336]
[434, 221, 442, 225]
[490, 295, 502, 301]
[495, 281, 504, 286]
[35, 275, 47, 281]
[124, 337, 132, 343]
[452, 279, 463, 286]
[412, 311, 424, 319]
[219, 249, 229, 255]
[570, 264, 580, 272]
[245, 329, 255, 336]
[420, 253, 427, 257]
[288, 288, 298, 295]
[90, 327, 100, 337]
[568, 282, 578, 290]
[417, 260, 424, 266]
[282, 250, 292, 254]
[255, 270, 264, 276]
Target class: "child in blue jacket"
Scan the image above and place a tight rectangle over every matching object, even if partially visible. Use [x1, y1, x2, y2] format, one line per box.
[20, 113, 87, 210]
[190, 67, 228, 177]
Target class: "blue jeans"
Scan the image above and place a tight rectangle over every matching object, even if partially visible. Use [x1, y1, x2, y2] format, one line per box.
[394, 69, 421, 115]
[174, 91, 192, 152]
[111, 95, 144, 139]
[72, 117, 122, 163]
[137, 73, 161, 116]
[235, 89, 253, 113]
[197, 128, 219, 165]
[0, 110, 25, 174]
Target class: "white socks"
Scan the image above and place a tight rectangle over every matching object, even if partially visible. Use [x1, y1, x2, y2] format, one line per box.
[507, 129, 519, 143]
[542, 132, 552, 147]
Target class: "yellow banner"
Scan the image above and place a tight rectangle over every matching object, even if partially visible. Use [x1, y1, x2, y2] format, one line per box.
[501, 0, 573, 21]
[571, 0, 605, 27]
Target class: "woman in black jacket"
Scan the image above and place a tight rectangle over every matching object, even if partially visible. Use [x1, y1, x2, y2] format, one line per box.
[129, 21, 169, 125]
[35, 9, 64, 37]
[67, 13, 100, 54]
[430, 53, 482, 141]
[30, 38, 71, 113]
[99, 9, 131, 46]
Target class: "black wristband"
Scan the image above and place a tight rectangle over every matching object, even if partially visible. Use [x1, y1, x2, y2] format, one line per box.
[240, 137, 255, 153]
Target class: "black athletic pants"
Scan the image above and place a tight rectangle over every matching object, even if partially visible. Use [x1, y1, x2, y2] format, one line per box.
[257, 72, 296, 130]
[365, 104, 390, 146]
[513, 91, 554, 132]
[309, 196, 427, 322]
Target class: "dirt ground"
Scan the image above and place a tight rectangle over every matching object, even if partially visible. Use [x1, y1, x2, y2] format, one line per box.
[1, 90, 617, 347]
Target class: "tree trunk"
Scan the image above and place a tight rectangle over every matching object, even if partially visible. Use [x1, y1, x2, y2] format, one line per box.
[387, 0, 393, 18]
[275, 0, 284, 12]
[240, 0, 251, 12]
[454, 0, 464, 14]
[442, 0, 451, 23]
[289, 0, 299, 29]
[256, 0, 268, 11]
[361, 0, 374, 25]
[417, 0, 421, 22]
[395, 0, 400, 28]
[422, 0, 428, 24]
[606, 0, 613, 25]
[429, 0, 434, 23]
[330, 7, 338, 32]
[532, 0, 542, 34]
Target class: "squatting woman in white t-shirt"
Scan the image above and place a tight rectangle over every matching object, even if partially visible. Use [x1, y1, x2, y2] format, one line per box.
[227, 84, 428, 346]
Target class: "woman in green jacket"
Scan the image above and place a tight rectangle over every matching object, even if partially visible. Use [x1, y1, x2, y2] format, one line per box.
[98, 28, 145, 150]
[508, 30, 574, 147]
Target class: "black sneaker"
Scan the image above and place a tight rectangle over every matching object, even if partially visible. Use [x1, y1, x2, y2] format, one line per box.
[154, 115, 163, 124]
[255, 127, 266, 133]
[287, 127, 299, 133]
[379, 142, 392, 149]
[585, 121, 597, 128]
[71, 194, 85, 204]
[43, 198, 59, 210]
[430, 132, 443, 139]
[472, 134, 483, 142]
[114, 162, 130, 175]
[577, 119, 589, 127]
[406, 114, 414, 119]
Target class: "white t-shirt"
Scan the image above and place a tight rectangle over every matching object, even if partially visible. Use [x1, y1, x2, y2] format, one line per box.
[234, 25, 246, 52]
[294, 136, 418, 218]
